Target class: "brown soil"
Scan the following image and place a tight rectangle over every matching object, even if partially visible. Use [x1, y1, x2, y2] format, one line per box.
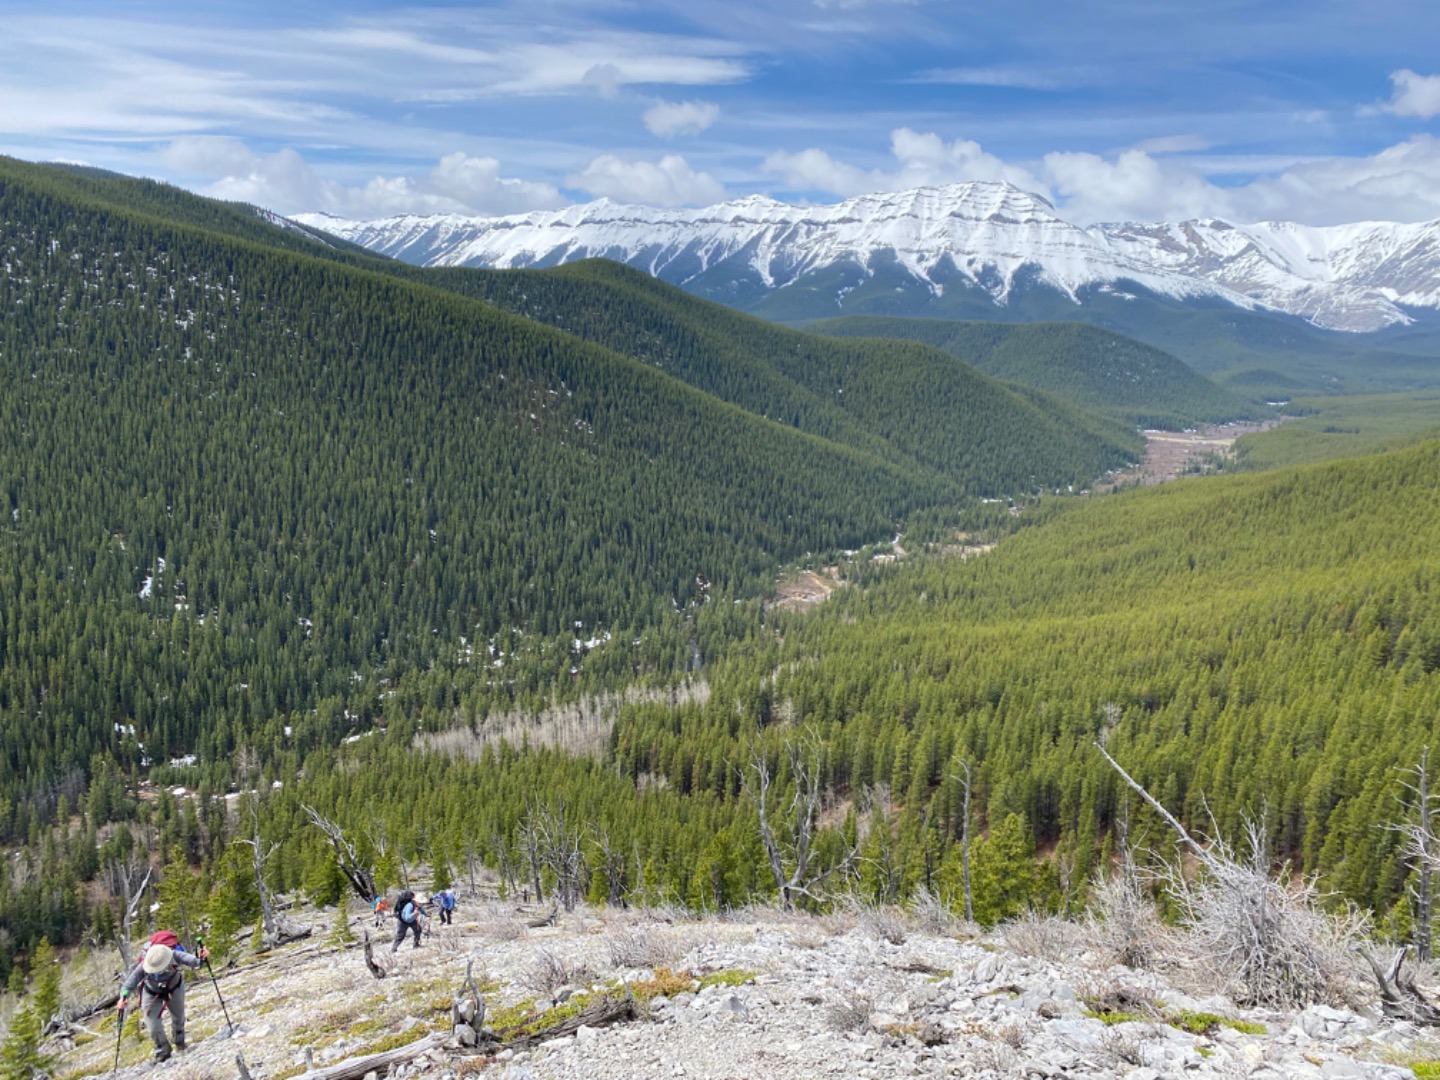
[1095, 419, 1283, 492]
[771, 569, 841, 611]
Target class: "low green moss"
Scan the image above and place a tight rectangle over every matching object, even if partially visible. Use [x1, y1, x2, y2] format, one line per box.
[1410, 1061, 1440, 1079]
[1085, 1009, 1144, 1026]
[698, 969, 756, 991]
[1167, 1011, 1222, 1035]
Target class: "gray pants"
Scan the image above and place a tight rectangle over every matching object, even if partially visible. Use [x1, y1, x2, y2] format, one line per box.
[140, 980, 186, 1054]
[392, 917, 421, 951]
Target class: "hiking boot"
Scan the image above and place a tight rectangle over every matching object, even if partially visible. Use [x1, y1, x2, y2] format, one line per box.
[154, 1046, 172, 1063]
[175, 1037, 187, 1052]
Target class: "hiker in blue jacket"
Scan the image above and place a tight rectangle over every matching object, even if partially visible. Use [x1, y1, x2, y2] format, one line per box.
[435, 888, 456, 925]
[118, 934, 208, 1062]
[390, 889, 428, 952]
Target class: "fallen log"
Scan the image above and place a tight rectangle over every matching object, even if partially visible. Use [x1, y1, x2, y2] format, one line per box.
[1360, 945, 1440, 1025]
[525, 903, 559, 929]
[292, 1032, 443, 1080]
[489, 994, 638, 1052]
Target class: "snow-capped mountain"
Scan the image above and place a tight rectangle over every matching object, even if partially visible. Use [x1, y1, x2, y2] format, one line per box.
[294, 183, 1440, 333]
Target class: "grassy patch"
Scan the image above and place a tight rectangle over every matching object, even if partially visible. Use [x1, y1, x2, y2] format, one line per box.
[1085, 1009, 1144, 1026]
[1410, 1062, 1440, 1079]
[629, 967, 696, 1001]
[350, 1026, 438, 1057]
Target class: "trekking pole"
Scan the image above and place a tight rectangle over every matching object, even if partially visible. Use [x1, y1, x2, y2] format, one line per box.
[193, 936, 234, 1036]
[112, 998, 125, 1075]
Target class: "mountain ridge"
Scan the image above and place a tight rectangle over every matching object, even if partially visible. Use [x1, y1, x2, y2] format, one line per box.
[295, 181, 1440, 334]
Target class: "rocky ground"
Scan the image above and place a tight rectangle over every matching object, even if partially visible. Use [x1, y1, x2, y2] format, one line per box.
[47, 900, 1440, 1080]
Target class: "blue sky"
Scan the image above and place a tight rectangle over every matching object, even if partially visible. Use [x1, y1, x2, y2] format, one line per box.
[3, 0, 1439, 223]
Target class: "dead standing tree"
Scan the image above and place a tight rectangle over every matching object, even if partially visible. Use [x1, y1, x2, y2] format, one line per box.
[107, 856, 153, 969]
[527, 798, 587, 912]
[303, 805, 378, 903]
[740, 727, 856, 910]
[1384, 746, 1440, 961]
[950, 763, 975, 923]
[239, 802, 311, 948]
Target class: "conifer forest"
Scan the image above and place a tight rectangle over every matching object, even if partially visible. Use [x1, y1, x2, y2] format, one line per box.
[2, 155, 1440, 996]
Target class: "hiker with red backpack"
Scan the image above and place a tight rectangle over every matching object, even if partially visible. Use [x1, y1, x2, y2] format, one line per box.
[118, 932, 208, 1063]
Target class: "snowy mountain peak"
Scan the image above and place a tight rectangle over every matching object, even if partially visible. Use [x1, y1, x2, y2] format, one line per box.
[293, 182, 1440, 332]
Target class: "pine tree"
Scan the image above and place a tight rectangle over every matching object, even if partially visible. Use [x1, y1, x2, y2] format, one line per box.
[29, 939, 60, 1033]
[0, 998, 51, 1080]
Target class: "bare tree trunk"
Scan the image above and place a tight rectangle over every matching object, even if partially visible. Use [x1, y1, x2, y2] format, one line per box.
[241, 803, 311, 949]
[1360, 945, 1440, 1024]
[596, 831, 627, 908]
[740, 728, 855, 910]
[1388, 748, 1439, 961]
[109, 858, 153, 969]
[518, 813, 544, 904]
[529, 799, 586, 911]
[490, 829, 518, 898]
[953, 763, 975, 923]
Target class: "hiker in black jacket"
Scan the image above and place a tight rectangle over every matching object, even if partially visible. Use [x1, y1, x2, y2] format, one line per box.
[118, 935, 208, 1062]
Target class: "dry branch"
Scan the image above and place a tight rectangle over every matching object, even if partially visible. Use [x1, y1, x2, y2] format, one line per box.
[1359, 945, 1440, 1025]
[361, 931, 387, 979]
[1096, 740, 1365, 1008]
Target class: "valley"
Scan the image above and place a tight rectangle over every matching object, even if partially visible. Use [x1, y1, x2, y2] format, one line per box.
[1098, 419, 1285, 490]
[2, 157, 1440, 1080]
[8, 7, 1440, 1080]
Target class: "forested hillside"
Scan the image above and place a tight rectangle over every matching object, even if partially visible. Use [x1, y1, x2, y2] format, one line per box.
[603, 438, 1440, 919]
[6, 155, 1440, 984]
[809, 314, 1263, 428]
[349, 251, 1145, 491]
[0, 156, 1157, 957]
[0, 159, 929, 806]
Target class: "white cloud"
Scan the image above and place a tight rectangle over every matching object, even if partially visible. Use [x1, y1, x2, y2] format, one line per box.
[1228, 136, 1440, 224]
[1385, 69, 1440, 119]
[163, 137, 565, 218]
[569, 154, 726, 207]
[764, 127, 1047, 199]
[644, 100, 721, 138]
[763, 128, 1440, 225]
[1042, 148, 1234, 223]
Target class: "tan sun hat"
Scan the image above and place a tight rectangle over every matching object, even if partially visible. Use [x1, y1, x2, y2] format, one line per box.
[142, 943, 174, 974]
